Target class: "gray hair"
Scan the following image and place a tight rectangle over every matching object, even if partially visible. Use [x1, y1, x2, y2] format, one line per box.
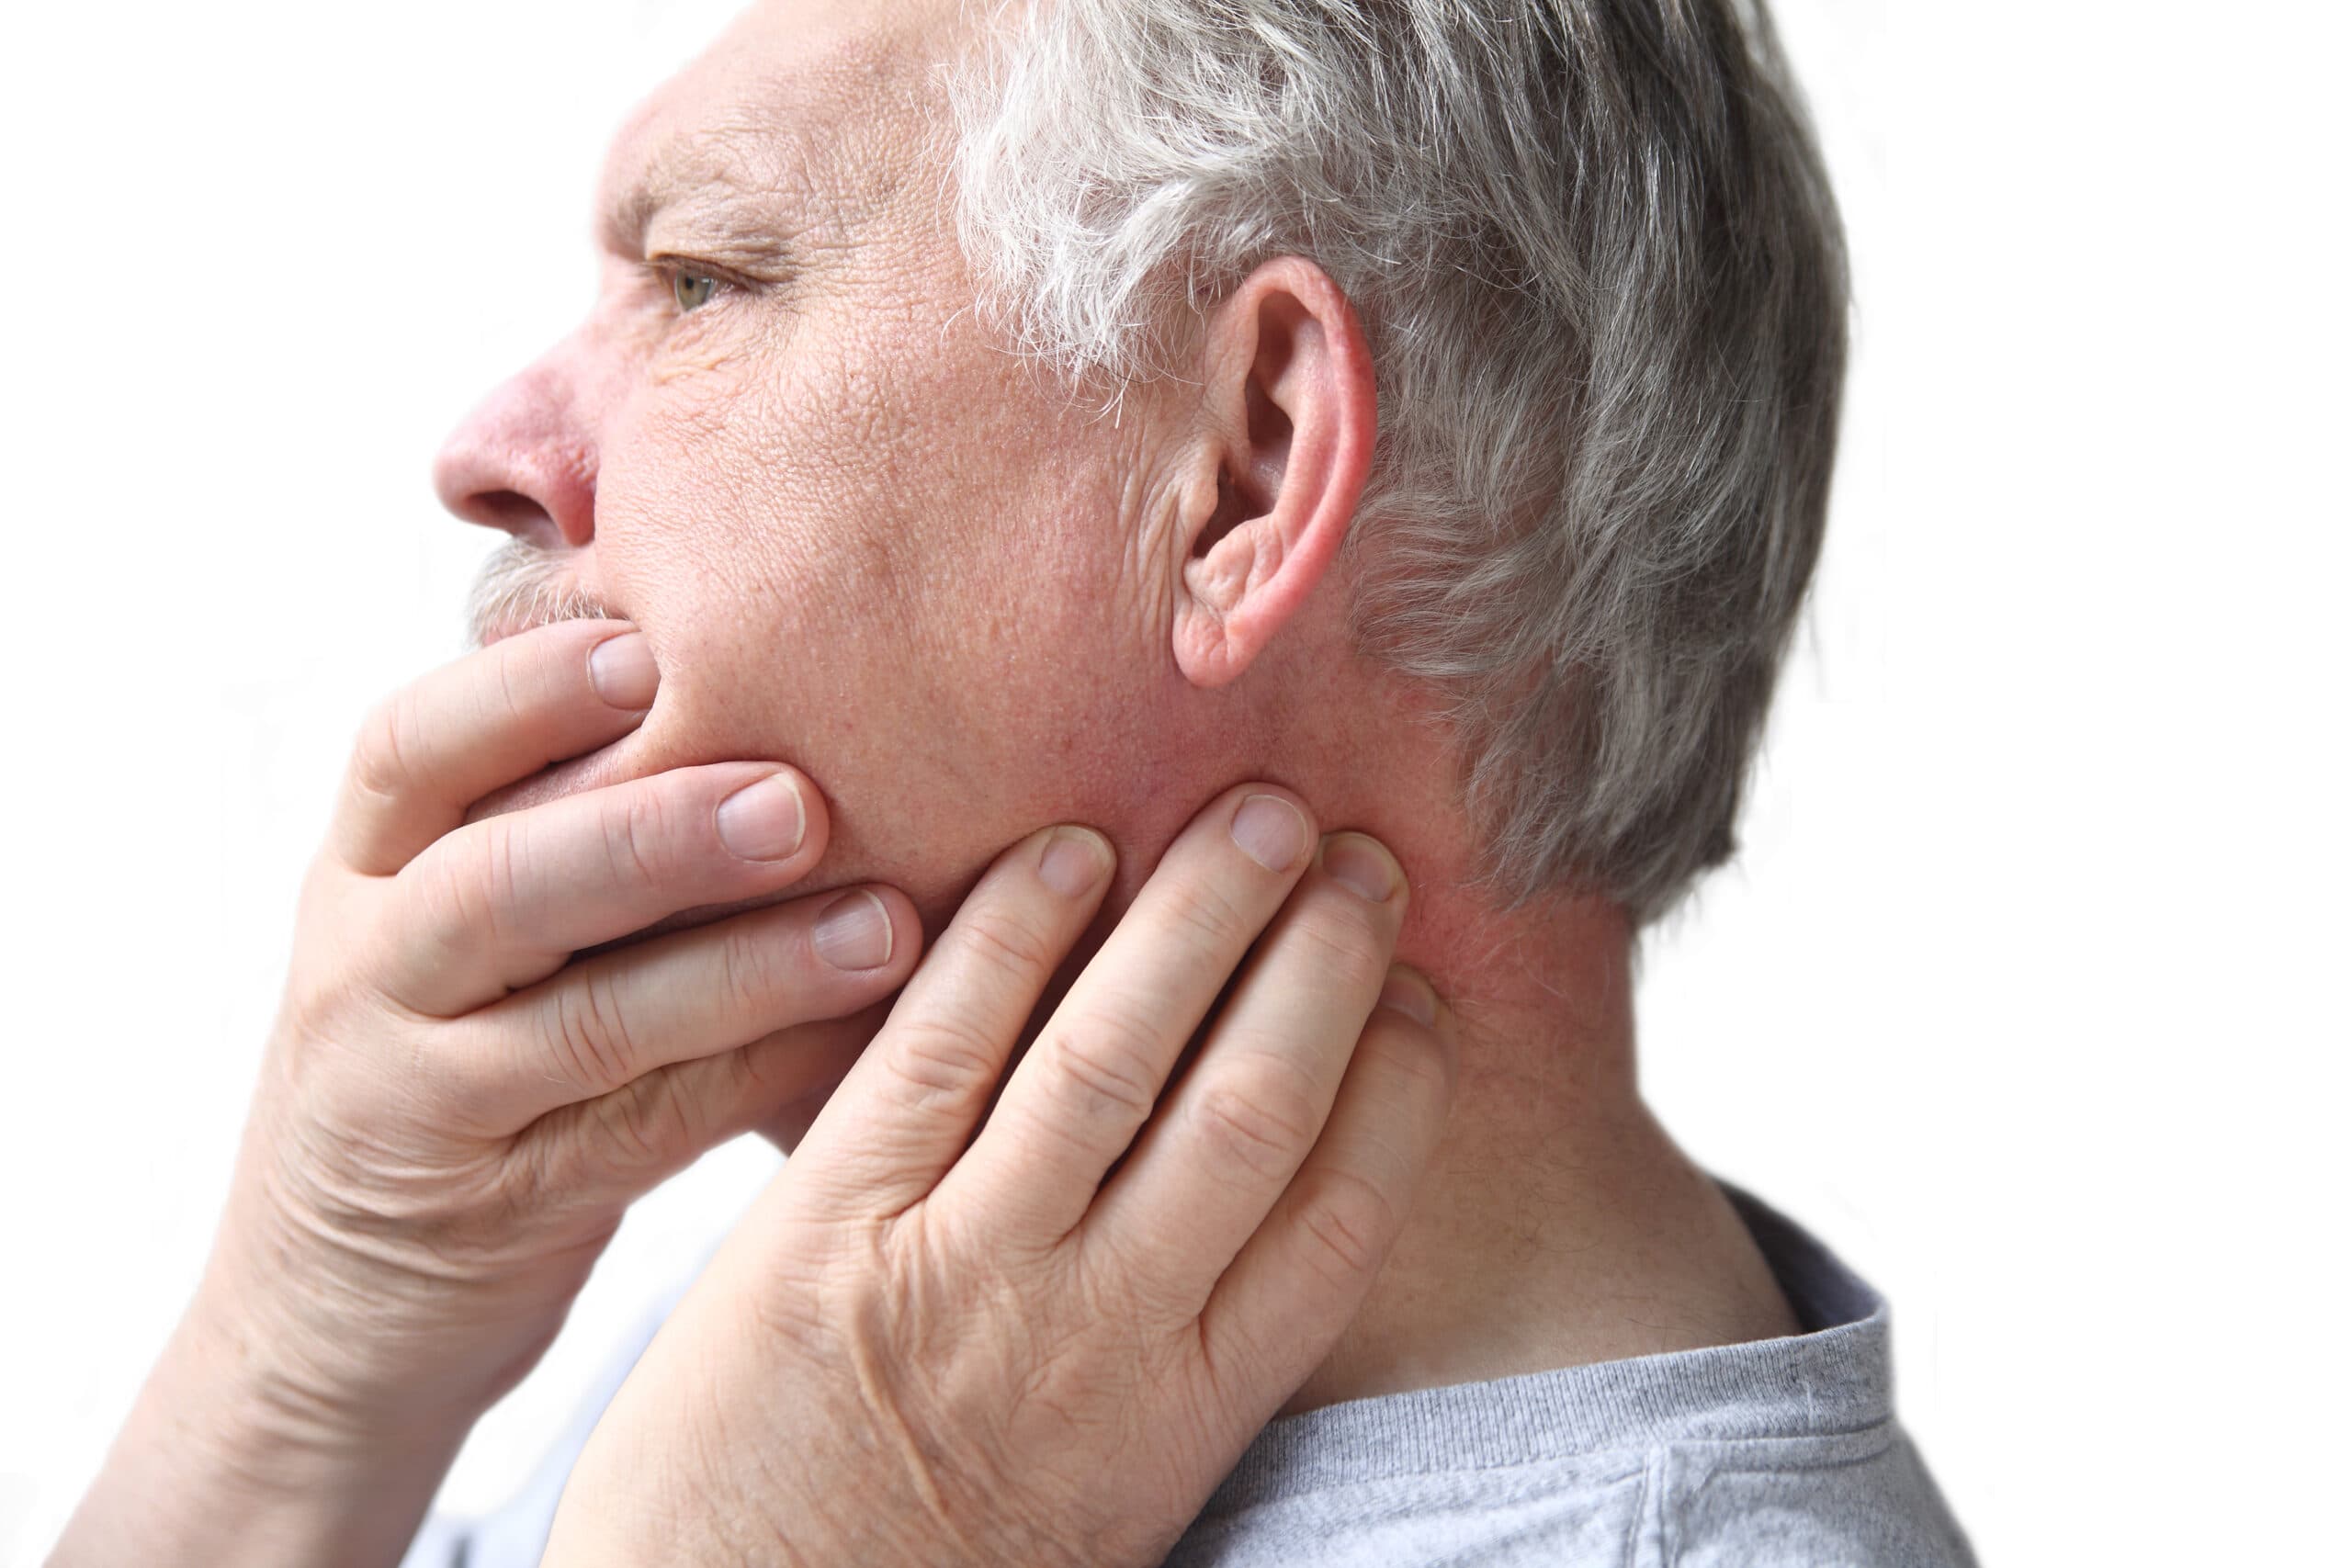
[951, 0, 1849, 924]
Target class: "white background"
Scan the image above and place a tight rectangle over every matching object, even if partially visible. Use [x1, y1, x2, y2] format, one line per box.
[1, 2, 2345, 1562]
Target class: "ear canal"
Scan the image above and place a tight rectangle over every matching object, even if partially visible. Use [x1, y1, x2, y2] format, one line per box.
[1193, 376, 1290, 563]
[1192, 469, 1244, 560]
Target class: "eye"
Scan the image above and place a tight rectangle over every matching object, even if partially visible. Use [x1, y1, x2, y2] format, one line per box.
[670, 269, 718, 312]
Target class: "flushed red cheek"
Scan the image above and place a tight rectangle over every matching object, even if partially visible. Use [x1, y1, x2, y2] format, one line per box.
[556, 303, 1175, 908]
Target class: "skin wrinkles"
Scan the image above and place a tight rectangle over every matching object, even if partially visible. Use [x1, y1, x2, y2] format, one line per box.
[436, 0, 1804, 1423]
[648, 294, 754, 391]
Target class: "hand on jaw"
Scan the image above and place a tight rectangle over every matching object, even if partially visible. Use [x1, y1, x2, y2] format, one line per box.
[543, 783, 1453, 1568]
[54, 619, 1453, 1568]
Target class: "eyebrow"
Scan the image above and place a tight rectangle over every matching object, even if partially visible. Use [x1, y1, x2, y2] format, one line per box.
[598, 161, 718, 257]
[597, 175, 664, 257]
[595, 128, 797, 258]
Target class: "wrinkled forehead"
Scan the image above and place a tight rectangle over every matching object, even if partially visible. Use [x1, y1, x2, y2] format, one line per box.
[594, 0, 969, 253]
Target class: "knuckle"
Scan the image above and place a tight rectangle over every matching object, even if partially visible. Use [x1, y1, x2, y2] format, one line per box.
[495, 1118, 560, 1210]
[953, 901, 1059, 979]
[714, 923, 786, 1017]
[1192, 1061, 1322, 1183]
[1159, 878, 1256, 955]
[1358, 1013, 1453, 1096]
[878, 1016, 1006, 1115]
[410, 846, 486, 960]
[738, 1027, 824, 1102]
[347, 691, 420, 805]
[542, 968, 641, 1095]
[1291, 1166, 1396, 1287]
[593, 1070, 701, 1169]
[1039, 1014, 1162, 1128]
[1294, 900, 1394, 988]
[481, 820, 531, 934]
[412, 819, 527, 957]
[603, 789, 673, 889]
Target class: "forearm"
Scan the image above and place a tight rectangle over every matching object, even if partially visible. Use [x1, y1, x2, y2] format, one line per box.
[51, 1281, 467, 1568]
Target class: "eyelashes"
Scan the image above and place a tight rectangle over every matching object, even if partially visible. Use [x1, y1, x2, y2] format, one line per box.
[645, 255, 754, 316]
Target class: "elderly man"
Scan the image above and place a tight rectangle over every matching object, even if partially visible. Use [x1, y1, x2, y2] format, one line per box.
[59, 0, 1971, 1562]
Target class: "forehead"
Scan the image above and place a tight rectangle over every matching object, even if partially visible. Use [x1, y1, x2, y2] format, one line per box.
[595, 0, 970, 245]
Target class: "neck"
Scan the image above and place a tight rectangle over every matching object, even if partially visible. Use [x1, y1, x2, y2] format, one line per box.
[1280, 888, 1800, 1416]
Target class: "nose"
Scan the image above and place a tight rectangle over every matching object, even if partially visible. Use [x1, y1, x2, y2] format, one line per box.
[433, 355, 599, 547]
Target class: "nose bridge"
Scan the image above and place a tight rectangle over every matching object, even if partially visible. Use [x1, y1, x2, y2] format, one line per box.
[434, 336, 603, 547]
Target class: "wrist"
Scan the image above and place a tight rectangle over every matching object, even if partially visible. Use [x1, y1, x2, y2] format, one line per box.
[197, 1164, 528, 1448]
[178, 1269, 470, 1470]
[50, 1290, 471, 1568]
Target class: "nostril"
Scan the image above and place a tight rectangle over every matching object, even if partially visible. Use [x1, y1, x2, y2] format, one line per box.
[464, 488, 559, 540]
[434, 422, 596, 547]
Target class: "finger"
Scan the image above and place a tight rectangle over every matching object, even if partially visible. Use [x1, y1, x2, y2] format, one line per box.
[789, 825, 1114, 1219]
[1196, 976, 1457, 1410]
[933, 784, 1317, 1243]
[379, 762, 829, 1016]
[440, 883, 919, 1129]
[1078, 833, 1408, 1318]
[333, 620, 657, 877]
[517, 1005, 887, 1205]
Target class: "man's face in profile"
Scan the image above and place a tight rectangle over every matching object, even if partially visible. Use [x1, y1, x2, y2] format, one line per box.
[436, 0, 1197, 923]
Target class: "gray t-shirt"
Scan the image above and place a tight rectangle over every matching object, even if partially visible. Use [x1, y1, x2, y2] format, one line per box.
[402, 1185, 1973, 1566]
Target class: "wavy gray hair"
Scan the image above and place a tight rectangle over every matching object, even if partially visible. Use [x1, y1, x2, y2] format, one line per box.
[952, 0, 1848, 924]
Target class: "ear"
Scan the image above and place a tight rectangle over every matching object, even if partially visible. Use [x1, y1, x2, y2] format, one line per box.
[1170, 256, 1375, 689]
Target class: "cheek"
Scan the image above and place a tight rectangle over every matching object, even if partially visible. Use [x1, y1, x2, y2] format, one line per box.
[588, 293, 1180, 914]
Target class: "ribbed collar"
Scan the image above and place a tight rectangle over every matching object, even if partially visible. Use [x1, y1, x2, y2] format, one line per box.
[1196, 1183, 1893, 1517]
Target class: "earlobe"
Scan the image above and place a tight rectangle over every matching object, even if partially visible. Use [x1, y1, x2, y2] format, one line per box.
[1170, 258, 1375, 690]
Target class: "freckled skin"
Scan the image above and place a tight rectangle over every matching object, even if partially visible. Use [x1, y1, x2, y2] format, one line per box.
[435, 0, 1807, 1416]
[448, 0, 1201, 937]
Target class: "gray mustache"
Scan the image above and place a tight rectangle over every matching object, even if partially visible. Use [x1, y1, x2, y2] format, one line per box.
[465, 538, 616, 650]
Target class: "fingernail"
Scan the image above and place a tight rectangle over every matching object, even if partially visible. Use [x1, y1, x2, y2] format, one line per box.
[1230, 793, 1309, 872]
[1322, 833, 1400, 902]
[1038, 827, 1111, 897]
[716, 773, 807, 862]
[588, 632, 659, 709]
[1378, 966, 1439, 1028]
[812, 889, 894, 971]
